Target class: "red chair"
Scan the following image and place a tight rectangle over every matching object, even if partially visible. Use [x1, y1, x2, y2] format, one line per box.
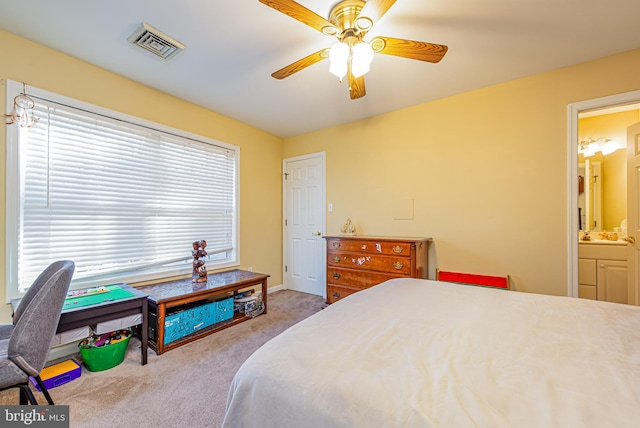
[436, 269, 510, 290]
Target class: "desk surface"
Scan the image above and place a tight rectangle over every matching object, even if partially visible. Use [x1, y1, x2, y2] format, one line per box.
[61, 283, 148, 314]
[63, 284, 136, 310]
[143, 269, 269, 304]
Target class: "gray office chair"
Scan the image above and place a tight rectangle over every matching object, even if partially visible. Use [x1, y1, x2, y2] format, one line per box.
[0, 261, 73, 340]
[0, 260, 75, 405]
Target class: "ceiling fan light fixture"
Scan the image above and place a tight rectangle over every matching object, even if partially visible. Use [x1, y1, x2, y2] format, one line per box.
[322, 26, 339, 36]
[355, 16, 373, 31]
[259, 0, 448, 99]
[329, 42, 349, 79]
[352, 42, 374, 78]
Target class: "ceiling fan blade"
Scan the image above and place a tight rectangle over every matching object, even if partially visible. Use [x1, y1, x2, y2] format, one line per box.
[271, 49, 329, 80]
[347, 70, 366, 100]
[357, 0, 397, 26]
[259, 0, 338, 34]
[370, 36, 448, 63]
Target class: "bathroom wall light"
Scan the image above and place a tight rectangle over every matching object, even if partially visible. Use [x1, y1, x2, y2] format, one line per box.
[601, 139, 622, 155]
[4, 82, 39, 128]
[578, 137, 622, 157]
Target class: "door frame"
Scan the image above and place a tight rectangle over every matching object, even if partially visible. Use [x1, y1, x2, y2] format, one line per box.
[567, 89, 640, 297]
[282, 151, 327, 295]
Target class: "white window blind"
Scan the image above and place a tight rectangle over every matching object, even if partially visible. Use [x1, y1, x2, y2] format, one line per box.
[6, 82, 239, 297]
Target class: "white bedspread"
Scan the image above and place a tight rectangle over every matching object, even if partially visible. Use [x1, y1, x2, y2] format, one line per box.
[223, 278, 640, 427]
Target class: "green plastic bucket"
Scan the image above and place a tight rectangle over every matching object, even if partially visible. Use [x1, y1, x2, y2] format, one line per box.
[79, 330, 131, 372]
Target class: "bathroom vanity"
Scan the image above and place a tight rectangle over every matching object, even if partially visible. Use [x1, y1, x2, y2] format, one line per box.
[578, 241, 628, 303]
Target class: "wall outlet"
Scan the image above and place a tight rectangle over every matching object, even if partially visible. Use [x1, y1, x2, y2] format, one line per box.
[247, 267, 253, 272]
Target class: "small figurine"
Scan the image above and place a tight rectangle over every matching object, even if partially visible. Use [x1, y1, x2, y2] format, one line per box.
[192, 240, 208, 283]
[341, 218, 356, 235]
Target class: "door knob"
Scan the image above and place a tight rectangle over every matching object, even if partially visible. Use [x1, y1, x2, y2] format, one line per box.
[312, 231, 321, 236]
[624, 236, 636, 244]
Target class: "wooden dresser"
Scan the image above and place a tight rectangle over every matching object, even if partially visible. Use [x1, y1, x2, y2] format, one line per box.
[324, 235, 431, 304]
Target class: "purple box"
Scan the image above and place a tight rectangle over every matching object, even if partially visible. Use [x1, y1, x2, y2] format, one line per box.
[30, 359, 81, 391]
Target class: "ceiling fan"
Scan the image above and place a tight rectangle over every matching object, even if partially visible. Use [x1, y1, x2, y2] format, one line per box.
[259, 0, 448, 100]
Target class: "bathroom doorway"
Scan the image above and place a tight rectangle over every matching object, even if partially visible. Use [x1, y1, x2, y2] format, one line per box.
[568, 90, 640, 305]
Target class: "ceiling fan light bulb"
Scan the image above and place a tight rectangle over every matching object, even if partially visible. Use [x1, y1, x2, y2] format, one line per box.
[352, 42, 374, 77]
[351, 62, 369, 78]
[329, 42, 349, 79]
[330, 42, 349, 62]
[329, 62, 348, 80]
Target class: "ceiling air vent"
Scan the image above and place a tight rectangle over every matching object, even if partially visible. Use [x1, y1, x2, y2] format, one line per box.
[127, 23, 185, 60]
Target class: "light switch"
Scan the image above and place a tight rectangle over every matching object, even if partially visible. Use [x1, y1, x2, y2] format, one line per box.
[328, 203, 333, 212]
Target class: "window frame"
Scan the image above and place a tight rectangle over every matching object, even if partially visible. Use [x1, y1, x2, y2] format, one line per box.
[4, 80, 240, 301]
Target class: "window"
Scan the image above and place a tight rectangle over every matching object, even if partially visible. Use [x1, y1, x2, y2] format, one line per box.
[5, 81, 239, 300]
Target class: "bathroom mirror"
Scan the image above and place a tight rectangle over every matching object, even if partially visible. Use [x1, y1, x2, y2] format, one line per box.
[577, 111, 630, 234]
[578, 160, 603, 231]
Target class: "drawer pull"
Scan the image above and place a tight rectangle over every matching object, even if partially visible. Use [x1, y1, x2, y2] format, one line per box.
[392, 261, 404, 270]
[332, 242, 341, 249]
[332, 292, 340, 298]
[333, 256, 341, 263]
[392, 245, 403, 253]
[333, 273, 341, 279]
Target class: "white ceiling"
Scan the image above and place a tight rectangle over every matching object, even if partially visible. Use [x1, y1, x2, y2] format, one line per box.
[1, 0, 640, 138]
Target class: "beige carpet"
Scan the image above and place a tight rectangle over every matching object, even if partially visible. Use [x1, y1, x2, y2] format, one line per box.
[0, 290, 325, 428]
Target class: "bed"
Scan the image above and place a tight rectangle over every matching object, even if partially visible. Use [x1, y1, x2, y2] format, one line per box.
[222, 278, 640, 427]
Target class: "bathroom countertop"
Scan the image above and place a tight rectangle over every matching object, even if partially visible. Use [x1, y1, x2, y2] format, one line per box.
[579, 239, 626, 245]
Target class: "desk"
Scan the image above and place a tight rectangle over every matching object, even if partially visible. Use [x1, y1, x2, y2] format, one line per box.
[58, 283, 149, 365]
[144, 269, 269, 355]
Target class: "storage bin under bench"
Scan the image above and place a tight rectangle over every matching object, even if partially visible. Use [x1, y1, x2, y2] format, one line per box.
[160, 297, 234, 345]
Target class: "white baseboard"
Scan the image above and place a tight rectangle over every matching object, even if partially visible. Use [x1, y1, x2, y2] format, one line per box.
[267, 284, 285, 293]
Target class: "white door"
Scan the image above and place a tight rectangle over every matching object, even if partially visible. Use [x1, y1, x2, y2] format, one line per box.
[627, 122, 640, 305]
[283, 153, 326, 296]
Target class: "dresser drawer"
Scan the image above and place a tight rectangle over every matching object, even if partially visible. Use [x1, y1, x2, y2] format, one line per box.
[328, 267, 402, 289]
[328, 252, 412, 275]
[326, 238, 413, 256]
[326, 285, 360, 304]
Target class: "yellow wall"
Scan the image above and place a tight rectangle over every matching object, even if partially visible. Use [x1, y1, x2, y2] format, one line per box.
[284, 48, 640, 296]
[579, 110, 640, 230]
[3, 27, 640, 301]
[0, 30, 284, 310]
